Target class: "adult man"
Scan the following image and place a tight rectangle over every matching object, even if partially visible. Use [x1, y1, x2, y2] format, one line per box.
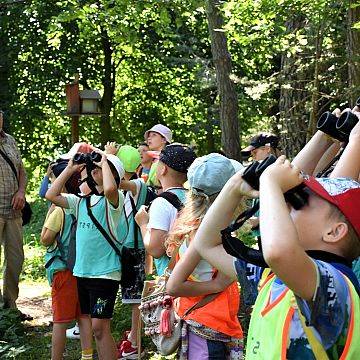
[0, 110, 27, 310]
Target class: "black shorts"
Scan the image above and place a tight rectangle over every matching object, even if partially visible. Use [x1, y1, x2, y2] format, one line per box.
[120, 247, 145, 304]
[76, 277, 120, 319]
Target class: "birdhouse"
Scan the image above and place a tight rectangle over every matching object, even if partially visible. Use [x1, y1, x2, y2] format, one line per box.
[79, 89, 101, 114]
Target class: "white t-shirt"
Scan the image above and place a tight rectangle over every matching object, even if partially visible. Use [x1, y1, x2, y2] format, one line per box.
[147, 197, 178, 232]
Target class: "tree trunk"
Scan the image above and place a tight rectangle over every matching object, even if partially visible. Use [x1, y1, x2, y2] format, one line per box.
[206, 0, 241, 160]
[99, 26, 114, 146]
[0, 5, 10, 131]
[278, 17, 309, 159]
[347, 0, 360, 105]
[307, 22, 323, 142]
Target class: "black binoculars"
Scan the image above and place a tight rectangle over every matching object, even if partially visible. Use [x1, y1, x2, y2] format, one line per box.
[242, 154, 308, 210]
[73, 151, 102, 165]
[317, 97, 360, 142]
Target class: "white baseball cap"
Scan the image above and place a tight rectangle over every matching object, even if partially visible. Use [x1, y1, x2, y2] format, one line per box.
[107, 154, 125, 180]
[144, 124, 172, 143]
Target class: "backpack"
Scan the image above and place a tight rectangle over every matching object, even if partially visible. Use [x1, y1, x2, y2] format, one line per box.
[156, 191, 184, 212]
[144, 185, 158, 207]
[45, 210, 77, 272]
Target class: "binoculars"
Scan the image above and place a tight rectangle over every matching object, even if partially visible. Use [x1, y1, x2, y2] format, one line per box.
[242, 154, 308, 210]
[317, 97, 360, 142]
[73, 151, 102, 165]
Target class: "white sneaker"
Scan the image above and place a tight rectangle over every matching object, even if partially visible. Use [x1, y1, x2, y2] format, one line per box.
[66, 324, 80, 339]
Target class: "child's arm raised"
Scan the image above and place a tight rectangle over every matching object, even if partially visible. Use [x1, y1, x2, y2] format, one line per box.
[292, 130, 336, 174]
[330, 110, 360, 179]
[45, 160, 82, 208]
[259, 156, 317, 301]
[193, 172, 258, 280]
[166, 241, 233, 297]
[119, 179, 137, 196]
[97, 153, 120, 208]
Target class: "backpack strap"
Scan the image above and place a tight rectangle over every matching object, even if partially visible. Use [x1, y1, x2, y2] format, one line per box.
[157, 191, 184, 212]
[85, 196, 122, 257]
[0, 147, 19, 184]
[128, 195, 139, 249]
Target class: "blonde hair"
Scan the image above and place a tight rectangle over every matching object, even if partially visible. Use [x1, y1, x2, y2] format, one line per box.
[165, 191, 216, 256]
[165, 190, 248, 256]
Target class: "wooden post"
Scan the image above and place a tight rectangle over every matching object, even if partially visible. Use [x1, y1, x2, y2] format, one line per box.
[71, 116, 79, 144]
[65, 81, 80, 145]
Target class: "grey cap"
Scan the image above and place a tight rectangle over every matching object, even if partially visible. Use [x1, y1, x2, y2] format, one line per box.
[188, 153, 236, 196]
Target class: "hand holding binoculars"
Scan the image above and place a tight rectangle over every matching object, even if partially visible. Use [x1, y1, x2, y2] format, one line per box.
[242, 154, 308, 210]
[317, 97, 360, 142]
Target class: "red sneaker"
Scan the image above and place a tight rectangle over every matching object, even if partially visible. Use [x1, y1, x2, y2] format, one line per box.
[118, 339, 144, 359]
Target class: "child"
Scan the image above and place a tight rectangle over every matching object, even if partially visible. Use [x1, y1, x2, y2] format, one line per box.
[115, 145, 147, 358]
[166, 153, 243, 359]
[143, 124, 172, 188]
[193, 155, 360, 358]
[137, 143, 152, 182]
[46, 149, 125, 360]
[135, 143, 196, 276]
[41, 160, 93, 360]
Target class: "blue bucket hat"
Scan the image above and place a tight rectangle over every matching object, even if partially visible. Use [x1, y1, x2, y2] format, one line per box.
[188, 153, 236, 196]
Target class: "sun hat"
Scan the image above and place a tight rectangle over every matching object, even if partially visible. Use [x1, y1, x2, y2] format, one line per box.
[107, 154, 125, 181]
[305, 176, 360, 237]
[188, 153, 235, 196]
[144, 124, 172, 143]
[159, 143, 196, 173]
[116, 145, 141, 173]
[241, 133, 280, 155]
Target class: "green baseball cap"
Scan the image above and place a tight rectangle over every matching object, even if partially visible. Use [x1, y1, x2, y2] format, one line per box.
[116, 145, 141, 173]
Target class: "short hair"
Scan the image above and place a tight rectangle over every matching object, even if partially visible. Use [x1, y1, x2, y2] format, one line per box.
[328, 204, 360, 260]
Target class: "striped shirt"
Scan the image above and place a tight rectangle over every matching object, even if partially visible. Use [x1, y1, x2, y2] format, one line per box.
[0, 132, 24, 219]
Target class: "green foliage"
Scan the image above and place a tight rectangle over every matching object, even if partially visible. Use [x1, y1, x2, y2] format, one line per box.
[0, 309, 29, 359]
[21, 245, 46, 282]
[23, 198, 49, 245]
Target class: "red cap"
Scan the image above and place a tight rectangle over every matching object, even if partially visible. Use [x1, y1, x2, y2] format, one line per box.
[304, 176, 360, 237]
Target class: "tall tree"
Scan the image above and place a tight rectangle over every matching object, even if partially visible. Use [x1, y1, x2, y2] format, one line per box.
[278, 15, 309, 159]
[206, 0, 241, 159]
[347, 0, 360, 104]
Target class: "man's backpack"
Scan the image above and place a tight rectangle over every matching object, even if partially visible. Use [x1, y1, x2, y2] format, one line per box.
[45, 210, 77, 271]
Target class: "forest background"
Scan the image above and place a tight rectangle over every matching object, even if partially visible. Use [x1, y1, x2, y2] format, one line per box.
[1, 0, 360, 358]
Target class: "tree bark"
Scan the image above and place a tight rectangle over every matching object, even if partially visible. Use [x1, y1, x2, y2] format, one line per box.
[278, 17, 309, 159]
[206, 0, 241, 160]
[99, 26, 114, 146]
[347, 0, 360, 105]
[307, 22, 323, 142]
[0, 5, 10, 130]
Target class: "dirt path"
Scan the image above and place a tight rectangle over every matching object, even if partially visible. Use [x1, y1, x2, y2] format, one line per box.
[16, 280, 52, 326]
